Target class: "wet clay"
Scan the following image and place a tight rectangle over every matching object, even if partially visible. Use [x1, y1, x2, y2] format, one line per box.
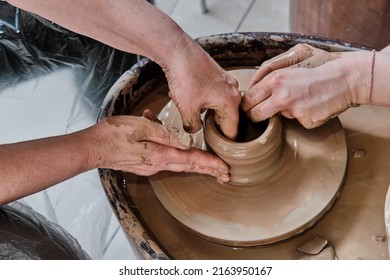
[124, 90, 390, 260]
[205, 109, 284, 186]
[149, 69, 347, 246]
[98, 33, 390, 259]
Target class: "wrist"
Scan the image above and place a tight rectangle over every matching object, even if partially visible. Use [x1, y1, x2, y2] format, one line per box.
[342, 50, 374, 106]
[157, 31, 205, 71]
[79, 121, 114, 170]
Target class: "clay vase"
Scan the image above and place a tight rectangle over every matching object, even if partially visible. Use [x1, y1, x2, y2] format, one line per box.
[204, 111, 283, 186]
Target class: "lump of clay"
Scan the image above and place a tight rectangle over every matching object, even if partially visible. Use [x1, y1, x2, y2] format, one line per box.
[295, 235, 337, 260]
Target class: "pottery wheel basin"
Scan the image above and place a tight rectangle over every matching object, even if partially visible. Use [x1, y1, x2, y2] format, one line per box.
[150, 71, 347, 247]
[98, 33, 390, 259]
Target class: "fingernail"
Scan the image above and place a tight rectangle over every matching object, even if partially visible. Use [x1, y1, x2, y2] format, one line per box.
[217, 174, 230, 184]
[176, 131, 193, 148]
[248, 110, 260, 122]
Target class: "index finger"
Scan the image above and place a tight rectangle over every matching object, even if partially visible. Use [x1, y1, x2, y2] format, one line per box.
[106, 116, 194, 150]
[248, 43, 317, 88]
[214, 105, 239, 141]
[138, 120, 194, 150]
[241, 78, 272, 112]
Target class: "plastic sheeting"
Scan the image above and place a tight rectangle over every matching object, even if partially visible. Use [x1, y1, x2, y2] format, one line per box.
[0, 3, 138, 114]
[0, 202, 89, 260]
[0, 2, 140, 259]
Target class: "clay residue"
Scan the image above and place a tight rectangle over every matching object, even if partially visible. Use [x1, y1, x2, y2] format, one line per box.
[150, 101, 346, 246]
[106, 67, 390, 259]
[297, 235, 328, 255]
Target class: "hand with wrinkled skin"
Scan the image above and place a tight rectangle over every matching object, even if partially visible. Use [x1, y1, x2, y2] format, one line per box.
[163, 36, 241, 140]
[241, 43, 388, 129]
[1, 0, 238, 206]
[0, 112, 230, 205]
[91, 113, 230, 180]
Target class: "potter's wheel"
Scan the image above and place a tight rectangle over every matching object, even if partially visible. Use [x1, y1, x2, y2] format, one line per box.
[149, 69, 348, 246]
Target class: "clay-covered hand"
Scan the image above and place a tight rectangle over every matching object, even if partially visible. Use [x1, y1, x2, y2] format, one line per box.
[241, 44, 373, 128]
[162, 36, 241, 140]
[86, 112, 230, 182]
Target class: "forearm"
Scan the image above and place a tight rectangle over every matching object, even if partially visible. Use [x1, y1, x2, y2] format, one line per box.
[371, 49, 390, 106]
[6, 0, 191, 67]
[0, 131, 92, 205]
[0, 115, 232, 206]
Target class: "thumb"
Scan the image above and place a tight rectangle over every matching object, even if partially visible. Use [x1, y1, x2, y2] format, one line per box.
[178, 109, 202, 134]
[134, 119, 193, 150]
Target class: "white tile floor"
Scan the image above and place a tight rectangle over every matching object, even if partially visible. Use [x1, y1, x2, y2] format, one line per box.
[0, 0, 290, 260]
[156, 0, 290, 38]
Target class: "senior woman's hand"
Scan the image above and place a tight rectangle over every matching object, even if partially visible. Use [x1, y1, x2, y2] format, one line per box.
[87, 113, 230, 181]
[241, 44, 376, 128]
[0, 110, 230, 205]
[162, 35, 241, 140]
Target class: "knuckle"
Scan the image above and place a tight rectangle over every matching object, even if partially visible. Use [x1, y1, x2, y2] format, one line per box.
[260, 60, 272, 68]
[268, 72, 293, 103]
[273, 92, 294, 113]
[297, 110, 321, 129]
[243, 92, 256, 108]
[248, 108, 261, 122]
[268, 71, 286, 89]
[233, 89, 242, 102]
[163, 128, 174, 143]
[294, 43, 312, 53]
[226, 74, 239, 88]
[278, 89, 293, 104]
[258, 64, 273, 77]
